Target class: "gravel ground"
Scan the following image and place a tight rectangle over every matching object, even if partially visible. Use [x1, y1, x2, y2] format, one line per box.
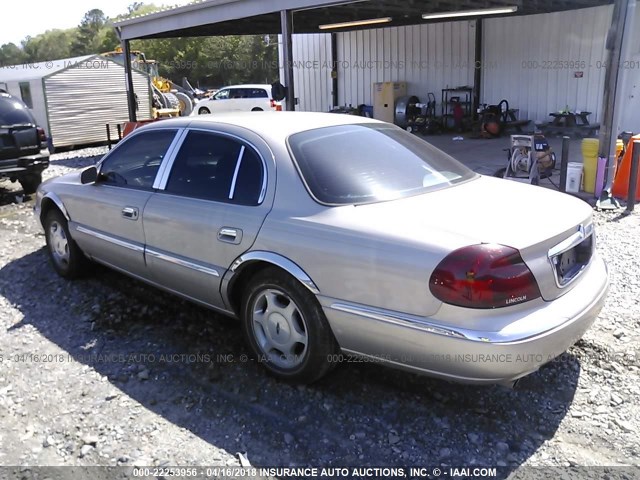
[0, 148, 639, 478]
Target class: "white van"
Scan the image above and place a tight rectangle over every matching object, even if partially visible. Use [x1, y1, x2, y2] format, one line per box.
[193, 84, 282, 115]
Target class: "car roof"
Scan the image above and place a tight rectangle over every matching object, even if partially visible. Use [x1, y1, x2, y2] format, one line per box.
[147, 111, 383, 140]
[220, 84, 271, 90]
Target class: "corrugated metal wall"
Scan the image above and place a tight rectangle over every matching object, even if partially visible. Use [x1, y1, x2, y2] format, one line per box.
[335, 22, 476, 107]
[291, 33, 333, 112]
[286, 6, 618, 125]
[482, 5, 613, 124]
[45, 58, 152, 147]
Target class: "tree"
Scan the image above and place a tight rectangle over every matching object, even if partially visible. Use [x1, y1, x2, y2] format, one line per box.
[3, 2, 281, 89]
[71, 9, 108, 56]
[20, 30, 74, 63]
[0, 42, 26, 67]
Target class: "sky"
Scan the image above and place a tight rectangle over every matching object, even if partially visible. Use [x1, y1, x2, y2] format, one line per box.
[0, 0, 193, 46]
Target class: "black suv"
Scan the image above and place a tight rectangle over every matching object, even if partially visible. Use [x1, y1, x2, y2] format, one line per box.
[0, 90, 49, 194]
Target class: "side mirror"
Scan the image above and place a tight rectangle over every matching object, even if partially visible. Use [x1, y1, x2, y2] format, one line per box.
[80, 166, 98, 185]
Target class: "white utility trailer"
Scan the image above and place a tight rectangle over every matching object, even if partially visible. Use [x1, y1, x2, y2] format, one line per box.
[0, 54, 151, 148]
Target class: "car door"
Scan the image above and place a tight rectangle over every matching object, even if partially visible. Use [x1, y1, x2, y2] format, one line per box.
[66, 128, 180, 278]
[247, 88, 270, 111]
[210, 88, 231, 113]
[142, 128, 273, 308]
[226, 88, 246, 112]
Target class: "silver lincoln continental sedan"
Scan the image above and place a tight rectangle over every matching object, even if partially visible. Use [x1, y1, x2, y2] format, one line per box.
[34, 112, 608, 385]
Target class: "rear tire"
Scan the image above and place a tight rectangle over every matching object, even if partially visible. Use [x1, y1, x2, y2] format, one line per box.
[44, 209, 90, 279]
[251, 107, 264, 112]
[240, 267, 339, 384]
[19, 173, 42, 195]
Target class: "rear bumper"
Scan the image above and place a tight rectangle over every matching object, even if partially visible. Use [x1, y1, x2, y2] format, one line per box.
[320, 255, 608, 384]
[0, 150, 50, 177]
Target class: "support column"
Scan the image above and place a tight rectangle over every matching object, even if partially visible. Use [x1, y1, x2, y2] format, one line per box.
[472, 19, 483, 119]
[331, 33, 339, 108]
[122, 39, 137, 122]
[597, 0, 632, 208]
[280, 10, 296, 111]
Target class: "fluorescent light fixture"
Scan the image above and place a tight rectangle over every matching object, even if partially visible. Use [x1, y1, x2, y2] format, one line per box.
[422, 6, 518, 20]
[319, 17, 393, 30]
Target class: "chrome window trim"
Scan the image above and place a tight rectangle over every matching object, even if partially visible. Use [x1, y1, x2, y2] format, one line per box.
[97, 126, 181, 178]
[228, 145, 245, 200]
[153, 128, 189, 189]
[157, 127, 268, 205]
[146, 248, 220, 277]
[75, 225, 144, 252]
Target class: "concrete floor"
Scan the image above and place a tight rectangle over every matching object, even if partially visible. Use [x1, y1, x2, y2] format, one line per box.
[424, 133, 586, 175]
[423, 132, 597, 201]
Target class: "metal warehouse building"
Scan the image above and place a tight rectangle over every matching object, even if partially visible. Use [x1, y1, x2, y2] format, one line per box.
[282, 4, 640, 132]
[0, 55, 152, 148]
[111, 0, 637, 206]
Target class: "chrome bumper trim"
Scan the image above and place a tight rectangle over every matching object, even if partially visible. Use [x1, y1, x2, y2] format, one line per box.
[328, 271, 608, 345]
[329, 302, 469, 340]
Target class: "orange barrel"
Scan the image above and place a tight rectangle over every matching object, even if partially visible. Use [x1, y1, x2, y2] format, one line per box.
[612, 134, 640, 201]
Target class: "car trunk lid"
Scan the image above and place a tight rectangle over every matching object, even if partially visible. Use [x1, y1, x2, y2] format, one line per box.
[335, 176, 594, 302]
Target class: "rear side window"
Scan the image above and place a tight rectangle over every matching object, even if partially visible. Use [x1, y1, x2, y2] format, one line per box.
[248, 89, 268, 98]
[0, 95, 36, 127]
[19, 83, 33, 109]
[166, 131, 264, 205]
[288, 123, 475, 205]
[99, 129, 177, 189]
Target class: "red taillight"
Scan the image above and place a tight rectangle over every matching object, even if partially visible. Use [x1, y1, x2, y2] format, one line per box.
[271, 99, 282, 111]
[429, 244, 541, 309]
[37, 127, 46, 145]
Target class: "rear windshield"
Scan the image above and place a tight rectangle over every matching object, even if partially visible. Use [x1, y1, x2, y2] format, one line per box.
[0, 95, 36, 127]
[287, 123, 476, 205]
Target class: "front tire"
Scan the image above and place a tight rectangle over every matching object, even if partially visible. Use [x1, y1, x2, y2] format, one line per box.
[44, 210, 90, 279]
[175, 91, 193, 116]
[19, 173, 42, 195]
[198, 107, 210, 115]
[241, 268, 339, 384]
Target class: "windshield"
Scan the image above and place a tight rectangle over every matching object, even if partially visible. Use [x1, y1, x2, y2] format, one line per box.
[0, 95, 36, 127]
[287, 123, 476, 205]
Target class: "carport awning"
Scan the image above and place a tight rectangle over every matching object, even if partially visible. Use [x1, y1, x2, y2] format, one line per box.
[115, 0, 613, 39]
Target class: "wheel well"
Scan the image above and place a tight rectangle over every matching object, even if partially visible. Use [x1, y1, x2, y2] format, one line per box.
[228, 261, 305, 315]
[39, 197, 64, 225]
[251, 107, 263, 111]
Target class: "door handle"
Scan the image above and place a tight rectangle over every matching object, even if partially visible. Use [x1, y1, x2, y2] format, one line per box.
[217, 227, 242, 244]
[122, 206, 139, 220]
